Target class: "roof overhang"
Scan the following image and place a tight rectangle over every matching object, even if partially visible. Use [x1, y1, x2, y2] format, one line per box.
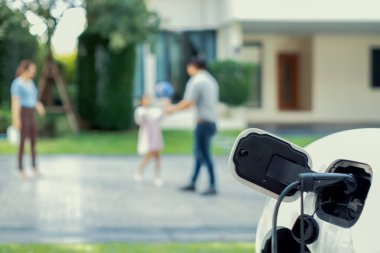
[241, 21, 380, 34]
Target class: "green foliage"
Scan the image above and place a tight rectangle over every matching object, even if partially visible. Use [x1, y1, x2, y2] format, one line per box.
[77, 0, 160, 130]
[37, 114, 60, 138]
[16, 0, 84, 48]
[86, 0, 160, 52]
[77, 33, 135, 130]
[209, 60, 254, 107]
[77, 33, 98, 127]
[0, 2, 38, 105]
[55, 52, 77, 84]
[0, 109, 11, 133]
[35, 43, 50, 72]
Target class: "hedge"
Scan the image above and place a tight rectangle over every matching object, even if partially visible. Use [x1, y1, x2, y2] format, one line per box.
[0, 4, 38, 106]
[209, 60, 254, 107]
[0, 110, 11, 133]
[77, 33, 135, 130]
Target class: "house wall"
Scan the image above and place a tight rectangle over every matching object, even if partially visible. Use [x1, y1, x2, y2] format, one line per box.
[147, 0, 380, 30]
[241, 34, 313, 121]
[145, 0, 380, 126]
[146, 0, 222, 30]
[312, 35, 380, 122]
[223, 0, 380, 21]
[245, 34, 380, 124]
[217, 22, 243, 59]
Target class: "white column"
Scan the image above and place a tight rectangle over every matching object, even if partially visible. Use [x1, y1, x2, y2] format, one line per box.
[143, 44, 156, 96]
[217, 22, 243, 60]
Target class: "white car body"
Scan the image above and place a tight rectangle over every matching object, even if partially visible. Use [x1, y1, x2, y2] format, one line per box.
[255, 128, 380, 253]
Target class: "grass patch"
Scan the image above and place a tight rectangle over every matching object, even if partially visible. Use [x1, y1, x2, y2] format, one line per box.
[0, 243, 254, 253]
[0, 130, 320, 155]
[281, 135, 321, 148]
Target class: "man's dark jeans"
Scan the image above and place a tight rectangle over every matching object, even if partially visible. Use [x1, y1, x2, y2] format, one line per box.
[191, 122, 217, 187]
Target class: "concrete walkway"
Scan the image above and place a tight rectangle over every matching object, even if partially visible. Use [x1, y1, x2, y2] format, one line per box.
[0, 155, 266, 243]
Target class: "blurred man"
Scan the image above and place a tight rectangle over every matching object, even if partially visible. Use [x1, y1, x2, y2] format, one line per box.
[167, 56, 219, 196]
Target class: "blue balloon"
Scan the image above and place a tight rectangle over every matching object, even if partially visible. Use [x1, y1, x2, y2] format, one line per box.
[155, 81, 174, 98]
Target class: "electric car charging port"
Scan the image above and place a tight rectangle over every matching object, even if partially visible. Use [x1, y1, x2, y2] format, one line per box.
[315, 160, 372, 228]
[261, 228, 311, 253]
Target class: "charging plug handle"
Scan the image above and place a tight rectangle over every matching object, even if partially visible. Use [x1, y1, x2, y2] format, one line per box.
[298, 173, 358, 194]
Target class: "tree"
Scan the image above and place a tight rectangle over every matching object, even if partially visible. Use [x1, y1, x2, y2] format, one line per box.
[15, 0, 84, 50]
[14, 0, 84, 134]
[77, 0, 160, 130]
[0, 2, 38, 105]
[85, 0, 159, 53]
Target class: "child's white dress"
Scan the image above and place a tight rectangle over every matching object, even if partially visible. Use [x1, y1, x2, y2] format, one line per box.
[134, 106, 164, 155]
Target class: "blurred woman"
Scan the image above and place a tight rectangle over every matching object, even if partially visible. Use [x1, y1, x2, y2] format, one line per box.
[11, 60, 45, 179]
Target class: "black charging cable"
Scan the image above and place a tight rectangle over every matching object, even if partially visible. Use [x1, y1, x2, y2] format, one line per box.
[272, 173, 358, 253]
[299, 187, 305, 253]
[271, 181, 301, 253]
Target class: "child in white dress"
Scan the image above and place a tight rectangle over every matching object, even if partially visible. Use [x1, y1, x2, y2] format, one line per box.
[134, 95, 164, 187]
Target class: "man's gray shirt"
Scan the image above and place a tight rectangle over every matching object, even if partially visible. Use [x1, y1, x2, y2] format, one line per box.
[184, 70, 219, 123]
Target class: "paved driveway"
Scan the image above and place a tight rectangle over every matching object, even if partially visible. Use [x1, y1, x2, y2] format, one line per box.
[0, 155, 266, 243]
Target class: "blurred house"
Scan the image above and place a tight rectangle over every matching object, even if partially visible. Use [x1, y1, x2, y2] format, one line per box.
[137, 0, 380, 128]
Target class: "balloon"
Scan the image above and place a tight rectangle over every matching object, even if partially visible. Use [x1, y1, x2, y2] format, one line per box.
[155, 81, 174, 98]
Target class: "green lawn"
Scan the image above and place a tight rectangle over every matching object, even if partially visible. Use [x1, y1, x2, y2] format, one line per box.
[0, 130, 320, 155]
[0, 243, 254, 253]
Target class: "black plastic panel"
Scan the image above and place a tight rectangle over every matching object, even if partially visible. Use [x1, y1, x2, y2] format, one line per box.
[233, 133, 311, 196]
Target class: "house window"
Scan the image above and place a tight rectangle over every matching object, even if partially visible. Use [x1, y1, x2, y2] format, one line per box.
[371, 48, 380, 88]
[155, 30, 216, 101]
